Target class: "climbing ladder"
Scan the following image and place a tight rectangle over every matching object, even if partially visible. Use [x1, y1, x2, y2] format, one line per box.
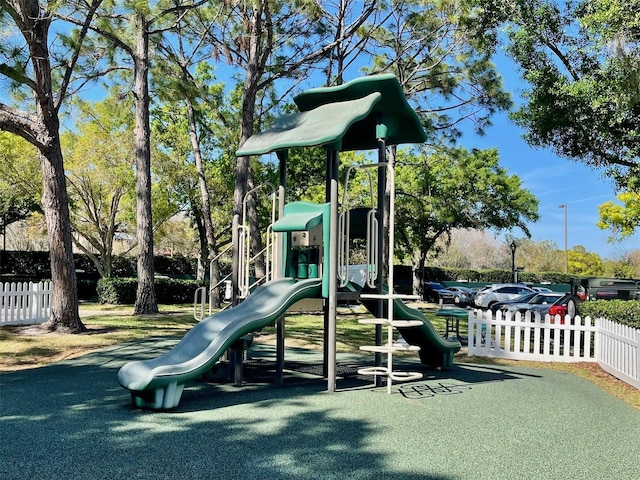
[340, 162, 423, 392]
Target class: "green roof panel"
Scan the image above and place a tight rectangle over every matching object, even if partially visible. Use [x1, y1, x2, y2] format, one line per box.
[235, 74, 426, 157]
[294, 74, 427, 150]
[236, 93, 381, 157]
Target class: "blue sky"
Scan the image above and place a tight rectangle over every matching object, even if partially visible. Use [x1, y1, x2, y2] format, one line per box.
[459, 52, 639, 260]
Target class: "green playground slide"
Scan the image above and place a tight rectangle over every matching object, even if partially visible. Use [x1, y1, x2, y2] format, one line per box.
[359, 292, 461, 368]
[118, 277, 322, 410]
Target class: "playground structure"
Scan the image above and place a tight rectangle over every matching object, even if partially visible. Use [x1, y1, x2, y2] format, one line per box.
[117, 74, 461, 409]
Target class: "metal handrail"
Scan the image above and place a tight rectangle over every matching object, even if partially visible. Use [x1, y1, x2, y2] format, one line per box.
[193, 243, 234, 321]
[238, 183, 279, 299]
[193, 286, 207, 321]
[338, 211, 348, 287]
[366, 208, 378, 288]
[339, 163, 382, 288]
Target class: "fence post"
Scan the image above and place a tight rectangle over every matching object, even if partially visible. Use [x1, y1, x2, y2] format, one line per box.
[468, 311, 475, 356]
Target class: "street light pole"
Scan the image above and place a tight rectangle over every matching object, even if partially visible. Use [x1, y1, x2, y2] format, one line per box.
[558, 204, 568, 273]
[509, 240, 517, 283]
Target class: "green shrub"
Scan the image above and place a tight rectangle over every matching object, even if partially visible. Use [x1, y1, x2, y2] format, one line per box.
[446, 268, 480, 282]
[578, 300, 640, 329]
[155, 256, 197, 276]
[77, 279, 98, 300]
[155, 277, 204, 303]
[2, 251, 50, 277]
[96, 278, 138, 304]
[477, 269, 512, 283]
[422, 266, 448, 281]
[96, 277, 205, 305]
[111, 256, 137, 277]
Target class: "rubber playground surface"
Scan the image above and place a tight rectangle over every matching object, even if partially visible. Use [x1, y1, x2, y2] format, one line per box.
[1, 338, 639, 480]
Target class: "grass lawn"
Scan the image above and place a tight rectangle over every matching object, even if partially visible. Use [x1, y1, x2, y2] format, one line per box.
[1, 301, 638, 410]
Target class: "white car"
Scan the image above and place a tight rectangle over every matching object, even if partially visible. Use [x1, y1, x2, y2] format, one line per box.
[474, 283, 536, 309]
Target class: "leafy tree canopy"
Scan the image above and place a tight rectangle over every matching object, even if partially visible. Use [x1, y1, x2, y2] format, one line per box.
[394, 146, 539, 261]
[597, 191, 640, 239]
[0, 132, 42, 228]
[568, 244, 604, 276]
[495, 0, 640, 189]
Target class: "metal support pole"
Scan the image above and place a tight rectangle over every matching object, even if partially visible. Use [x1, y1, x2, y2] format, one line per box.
[559, 204, 568, 274]
[276, 151, 287, 279]
[509, 240, 516, 283]
[375, 139, 386, 385]
[231, 214, 240, 306]
[326, 148, 339, 392]
[275, 150, 288, 385]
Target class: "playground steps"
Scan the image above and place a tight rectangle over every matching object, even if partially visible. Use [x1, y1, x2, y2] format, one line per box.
[357, 292, 424, 392]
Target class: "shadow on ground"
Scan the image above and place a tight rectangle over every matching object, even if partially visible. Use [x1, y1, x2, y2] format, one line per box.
[1, 338, 639, 480]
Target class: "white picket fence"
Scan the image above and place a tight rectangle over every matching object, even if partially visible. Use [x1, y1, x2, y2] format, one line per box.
[597, 317, 640, 389]
[0, 281, 52, 326]
[468, 310, 596, 362]
[468, 310, 640, 389]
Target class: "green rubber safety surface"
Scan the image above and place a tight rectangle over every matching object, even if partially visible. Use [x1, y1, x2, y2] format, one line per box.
[1, 340, 638, 480]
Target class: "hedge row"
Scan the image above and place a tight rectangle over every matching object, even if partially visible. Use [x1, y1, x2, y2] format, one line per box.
[0, 250, 199, 279]
[0, 251, 576, 285]
[96, 277, 206, 304]
[578, 300, 640, 329]
[422, 266, 574, 285]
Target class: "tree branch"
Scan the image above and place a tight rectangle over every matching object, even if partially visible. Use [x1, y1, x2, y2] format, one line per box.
[0, 103, 43, 149]
[55, 0, 105, 111]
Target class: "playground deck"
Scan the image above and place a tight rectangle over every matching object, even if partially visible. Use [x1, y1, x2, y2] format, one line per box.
[1, 338, 639, 480]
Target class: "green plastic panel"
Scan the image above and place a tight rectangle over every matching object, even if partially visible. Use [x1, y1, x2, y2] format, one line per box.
[294, 74, 427, 150]
[236, 93, 381, 156]
[118, 277, 323, 409]
[272, 211, 323, 232]
[272, 202, 332, 299]
[236, 74, 427, 157]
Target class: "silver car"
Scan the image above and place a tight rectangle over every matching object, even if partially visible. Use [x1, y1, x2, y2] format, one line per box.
[504, 292, 565, 315]
[447, 286, 474, 306]
[474, 283, 536, 309]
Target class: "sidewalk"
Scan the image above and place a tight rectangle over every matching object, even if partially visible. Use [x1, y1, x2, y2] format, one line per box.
[1, 338, 639, 480]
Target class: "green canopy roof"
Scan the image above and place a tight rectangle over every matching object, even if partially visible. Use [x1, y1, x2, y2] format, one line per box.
[236, 74, 426, 157]
[236, 93, 381, 156]
[294, 73, 427, 150]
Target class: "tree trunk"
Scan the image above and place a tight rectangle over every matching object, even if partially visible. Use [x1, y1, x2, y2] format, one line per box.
[194, 212, 208, 281]
[381, 146, 397, 279]
[233, 2, 266, 283]
[19, 2, 84, 332]
[412, 250, 426, 298]
[132, 13, 158, 315]
[40, 145, 85, 333]
[186, 97, 220, 307]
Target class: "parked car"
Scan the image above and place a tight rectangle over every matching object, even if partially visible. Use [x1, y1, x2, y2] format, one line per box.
[474, 283, 536, 309]
[489, 291, 539, 313]
[505, 292, 565, 316]
[547, 294, 582, 323]
[447, 286, 475, 306]
[423, 282, 455, 304]
[574, 277, 640, 301]
[532, 286, 553, 293]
